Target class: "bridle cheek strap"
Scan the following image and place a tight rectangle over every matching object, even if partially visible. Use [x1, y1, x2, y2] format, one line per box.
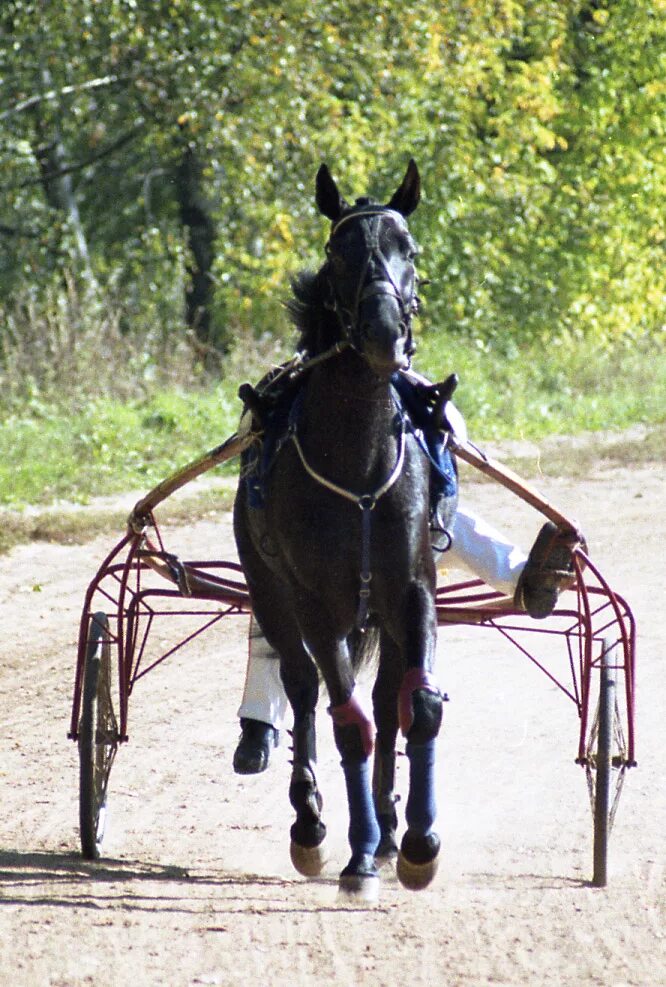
[326, 212, 416, 351]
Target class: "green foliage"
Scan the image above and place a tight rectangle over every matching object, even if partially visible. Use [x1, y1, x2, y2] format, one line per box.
[416, 328, 666, 439]
[2, 0, 665, 352]
[1, 0, 666, 511]
[0, 386, 240, 506]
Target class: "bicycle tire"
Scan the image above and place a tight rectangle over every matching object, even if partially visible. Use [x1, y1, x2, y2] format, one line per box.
[78, 612, 118, 860]
[592, 639, 616, 887]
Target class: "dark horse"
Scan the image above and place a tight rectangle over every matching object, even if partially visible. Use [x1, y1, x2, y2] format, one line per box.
[234, 160, 454, 893]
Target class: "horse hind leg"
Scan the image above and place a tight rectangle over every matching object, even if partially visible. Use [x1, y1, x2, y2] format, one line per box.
[288, 708, 328, 877]
[397, 676, 444, 891]
[373, 745, 399, 860]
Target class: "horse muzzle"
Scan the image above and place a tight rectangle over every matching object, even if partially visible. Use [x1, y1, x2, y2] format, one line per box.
[356, 281, 411, 374]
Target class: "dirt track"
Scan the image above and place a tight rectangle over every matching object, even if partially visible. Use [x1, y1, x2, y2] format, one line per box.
[1, 460, 664, 986]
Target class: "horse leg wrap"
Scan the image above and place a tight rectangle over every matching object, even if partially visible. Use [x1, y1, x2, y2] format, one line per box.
[329, 693, 379, 861]
[289, 711, 322, 843]
[399, 668, 443, 742]
[404, 738, 437, 836]
[341, 757, 381, 860]
[329, 690, 375, 758]
[397, 737, 440, 889]
[289, 761, 320, 814]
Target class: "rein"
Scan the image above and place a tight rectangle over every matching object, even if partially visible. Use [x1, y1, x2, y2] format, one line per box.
[291, 419, 406, 630]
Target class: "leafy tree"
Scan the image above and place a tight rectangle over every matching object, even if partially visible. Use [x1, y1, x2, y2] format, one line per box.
[1, 0, 664, 377]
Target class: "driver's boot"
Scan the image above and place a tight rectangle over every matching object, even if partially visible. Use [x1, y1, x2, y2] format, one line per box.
[233, 718, 278, 774]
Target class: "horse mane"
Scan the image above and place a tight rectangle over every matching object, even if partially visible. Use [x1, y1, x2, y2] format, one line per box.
[285, 268, 341, 356]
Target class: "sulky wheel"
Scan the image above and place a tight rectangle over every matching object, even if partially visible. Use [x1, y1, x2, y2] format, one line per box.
[587, 638, 624, 888]
[78, 612, 118, 860]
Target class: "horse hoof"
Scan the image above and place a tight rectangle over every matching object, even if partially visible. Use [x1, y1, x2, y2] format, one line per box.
[339, 853, 380, 901]
[290, 840, 328, 877]
[396, 830, 440, 890]
[338, 872, 380, 902]
[375, 831, 398, 861]
[396, 851, 439, 890]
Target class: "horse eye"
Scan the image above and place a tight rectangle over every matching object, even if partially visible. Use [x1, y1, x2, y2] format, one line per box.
[398, 235, 417, 259]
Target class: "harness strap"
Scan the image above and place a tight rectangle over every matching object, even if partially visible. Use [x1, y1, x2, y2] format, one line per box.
[290, 422, 406, 629]
[330, 208, 406, 237]
[357, 502, 373, 630]
[290, 424, 405, 506]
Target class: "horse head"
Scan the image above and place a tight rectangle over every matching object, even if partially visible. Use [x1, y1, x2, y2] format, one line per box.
[315, 160, 421, 376]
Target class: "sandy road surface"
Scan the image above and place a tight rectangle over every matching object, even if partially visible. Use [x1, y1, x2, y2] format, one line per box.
[0, 461, 664, 986]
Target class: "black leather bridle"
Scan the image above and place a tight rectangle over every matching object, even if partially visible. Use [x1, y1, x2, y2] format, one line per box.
[323, 208, 419, 361]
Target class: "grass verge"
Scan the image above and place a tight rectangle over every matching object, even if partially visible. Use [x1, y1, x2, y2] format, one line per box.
[1, 332, 664, 555]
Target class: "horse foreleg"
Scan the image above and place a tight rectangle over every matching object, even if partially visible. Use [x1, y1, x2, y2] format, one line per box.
[295, 603, 381, 893]
[397, 670, 443, 890]
[372, 638, 403, 859]
[249, 623, 327, 882]
[234, 532, 328, 879]
[330, 692, 381, 893]
[288, 707, 328, 876]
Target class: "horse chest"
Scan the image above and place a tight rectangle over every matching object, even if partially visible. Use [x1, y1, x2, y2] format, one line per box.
[268, 474, 426, 598]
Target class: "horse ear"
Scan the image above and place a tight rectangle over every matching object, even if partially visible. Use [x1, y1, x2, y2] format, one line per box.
[386, 159, 420, 217]
[316, 164, 348, 221]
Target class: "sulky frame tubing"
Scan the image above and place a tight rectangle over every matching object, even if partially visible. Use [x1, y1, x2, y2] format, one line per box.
[127, 430, 254, 532]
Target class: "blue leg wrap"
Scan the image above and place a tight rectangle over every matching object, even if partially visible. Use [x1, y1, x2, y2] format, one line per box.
[342, 759, 381, 858]
[404, 739, 437, 836]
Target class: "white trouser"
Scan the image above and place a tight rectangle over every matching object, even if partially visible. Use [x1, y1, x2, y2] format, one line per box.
[237, 505, 528, 730]
[237, 618, 291, 727]
[446, 507, 527, 596]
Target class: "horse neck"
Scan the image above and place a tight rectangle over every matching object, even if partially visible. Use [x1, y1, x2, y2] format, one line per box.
[300, 348, 398, 484]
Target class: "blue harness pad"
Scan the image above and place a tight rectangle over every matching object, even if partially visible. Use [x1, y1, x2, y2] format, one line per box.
[241, 388, 303, 509]
[391, 374, 458, 501]
[241, 375, 457, 509]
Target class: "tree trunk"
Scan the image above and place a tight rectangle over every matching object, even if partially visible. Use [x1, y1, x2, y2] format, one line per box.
[31, 68, 98, 295]
[175, 140, 230, 366]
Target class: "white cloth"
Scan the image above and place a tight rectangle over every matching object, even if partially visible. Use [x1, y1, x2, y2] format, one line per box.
[237, 617, 289, 728]
[447, 506, 527, 597]
[237, 505, 528, 728]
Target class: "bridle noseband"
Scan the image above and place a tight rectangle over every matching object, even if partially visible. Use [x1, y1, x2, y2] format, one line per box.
[324, 208, 419, 360]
